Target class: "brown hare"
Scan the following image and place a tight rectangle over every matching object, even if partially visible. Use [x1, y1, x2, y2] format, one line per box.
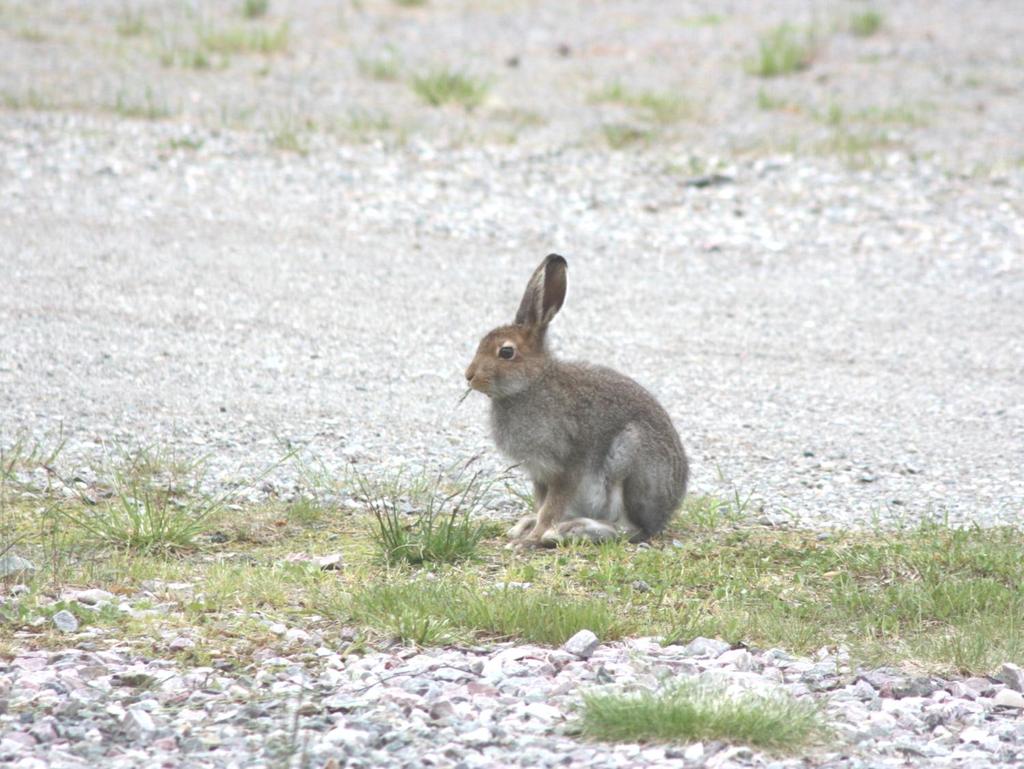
[464, 254, 688, 547]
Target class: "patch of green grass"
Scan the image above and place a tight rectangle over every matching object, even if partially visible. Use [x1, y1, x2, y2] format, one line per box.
[242, 0, 269, 19]
[112, 88, 172, 120]
[1, 89, 59, 111]
[54, 447, 221, 553]
[590, 82, 690, 124]
[823, 101, 844, 126]
[166, 136, 205, 151]
[357, 52, 400, 81]
[755, 88, 799, 112]
[286, 498, 329, 526]
[855, 104, 930, 126]
[340, 109, 398, 142]
[16, 25, 47, 42]
[747, 24, 816, 77]
[344, 578, 625, 646]
[850, 10, 883, 37]
[816, 130, 895, 166]
[360, 464, 495, 566]
[163, 46, 214, 70]
[116, 6, 147, 37]
[601, 123, 651, 149]
[199, 22, 289, 55]
[270, 125, 307, 154]
[411, 69, 489, 108]
[392, 0, 427, 6]
[580, 680, 826, 750]
[680, 13, 724, 28]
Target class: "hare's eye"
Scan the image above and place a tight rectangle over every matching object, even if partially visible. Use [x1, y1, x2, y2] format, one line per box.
[498, 345, 515, 360]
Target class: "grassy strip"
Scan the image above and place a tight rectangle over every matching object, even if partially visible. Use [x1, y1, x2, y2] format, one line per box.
[1, 441, 1022, 674]
[746, 24, 816, 77]
[340, 579, 625, 646]
[581, 680, 826, 750]
[411, 69, 489, 108]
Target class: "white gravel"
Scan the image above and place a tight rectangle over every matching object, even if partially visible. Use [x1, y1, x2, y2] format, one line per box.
[3, 632, 1024, 769]
[2, 114, 1022, 528]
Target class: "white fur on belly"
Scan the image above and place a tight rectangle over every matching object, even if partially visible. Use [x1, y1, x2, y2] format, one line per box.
[568, 474, 626, 525]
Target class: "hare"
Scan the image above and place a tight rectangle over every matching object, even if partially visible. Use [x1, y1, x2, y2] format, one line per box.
[464, 254, 688, 547]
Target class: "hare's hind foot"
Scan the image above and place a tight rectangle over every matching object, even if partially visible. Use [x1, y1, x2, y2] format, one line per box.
[507, 515, 536, 540]
[540, 518, 621, 546]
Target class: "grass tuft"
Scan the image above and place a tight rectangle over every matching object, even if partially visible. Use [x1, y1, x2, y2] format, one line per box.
[850, 10, 883, 37]
[581, 680, 826, 750]
[601, 123, 651, 149]
[590, 82, 690, 124]
[411, 69, 489, 108]
[113, 87, 171, 120]
[747, 24, 815, 77]
[54, 447, 221, 553]
[200, 22, 289, 55]
[360, 463, 494, 566]
[357, 52, 400, 81]
[242, 0, 269, 19]
[116, 5, 147, 37]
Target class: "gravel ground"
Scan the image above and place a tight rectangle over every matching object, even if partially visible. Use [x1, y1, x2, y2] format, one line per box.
[1, 3, 1023, 766]
[4, 588, 1024, 769]
[2, 116, 1022, 527]
[4, 630, 1024, 769]
[1, 0, 1023, 527]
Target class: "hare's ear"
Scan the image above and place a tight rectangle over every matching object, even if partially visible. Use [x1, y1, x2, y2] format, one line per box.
[514, 254, 567, 333]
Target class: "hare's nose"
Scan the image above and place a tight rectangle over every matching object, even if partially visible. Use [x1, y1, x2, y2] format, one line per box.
[464, 365, 476, 382]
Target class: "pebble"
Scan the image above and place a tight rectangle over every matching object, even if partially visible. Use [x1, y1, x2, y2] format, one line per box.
[993, 689, 1024, 709]
[561, 630, 599, 659]
[682, 637, 731, 658]
[67, 589, 115, 606]
[51, 610, 78, 633]
[996, 663, 1024, 693]
[0, 555, 36, 579]
[122, 707, 156, 740]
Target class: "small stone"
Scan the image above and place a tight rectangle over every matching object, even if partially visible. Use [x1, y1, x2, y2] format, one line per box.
[892, 677, 938, 699]
[111, 672, 156, 688]
[325, 726, 368, 749]
[122, 707, 156, 740]
[631, 579, 651, 593]
[683, 742, 704, 761]
[993, 689, 1024, 709]
[964, 677, 995, 696]
[959, 725, 989, 743]
[316, 553, 343, 571]
[168, 636, 195, 651]
[562, 629, 599, 659]
[717, 648, 757, 671]
[683, 637, 731, 657]
[52, 610, 79, 633]
[285, 627, 310, 644]
[69, 588, 115, 605]
[995, 663, 1024, 692]
[462, 726, 492, 744]
[268, 623, 287, 636]
[859, 668, 902, 690]
[0, 555, 37, 578]
[429, 701, 455, 721]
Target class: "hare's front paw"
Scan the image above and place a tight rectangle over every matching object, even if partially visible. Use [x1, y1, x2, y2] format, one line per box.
[507, 515, 536, 540]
